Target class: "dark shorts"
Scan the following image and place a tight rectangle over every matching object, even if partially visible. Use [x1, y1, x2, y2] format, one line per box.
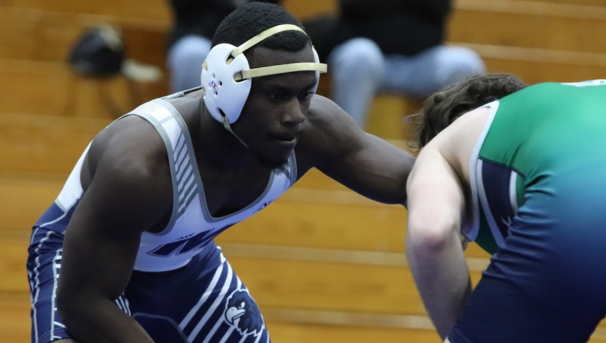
[449, 172, 606, 343]
[28, 221, 269, 343]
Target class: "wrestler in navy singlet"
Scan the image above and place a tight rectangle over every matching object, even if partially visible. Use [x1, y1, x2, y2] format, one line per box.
[27, 91, 297, 343]
[450, 80, 606, 343]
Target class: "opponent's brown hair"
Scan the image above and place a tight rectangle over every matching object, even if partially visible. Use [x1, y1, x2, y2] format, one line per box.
[408, 73, 528, 151]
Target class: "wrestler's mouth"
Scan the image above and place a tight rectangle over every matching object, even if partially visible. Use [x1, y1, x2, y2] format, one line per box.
[270, 132, 299, 145]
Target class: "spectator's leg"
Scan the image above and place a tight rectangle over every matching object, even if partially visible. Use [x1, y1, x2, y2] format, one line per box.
[328, 38, 384, 127]
[381, 45, 485, 98]
[167, 35, 212, 93]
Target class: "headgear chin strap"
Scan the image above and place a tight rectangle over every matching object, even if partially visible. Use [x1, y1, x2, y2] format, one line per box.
[201, 24, 327, 126]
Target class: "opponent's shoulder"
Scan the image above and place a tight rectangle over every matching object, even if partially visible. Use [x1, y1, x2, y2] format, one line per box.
[433, 106, 492, 183]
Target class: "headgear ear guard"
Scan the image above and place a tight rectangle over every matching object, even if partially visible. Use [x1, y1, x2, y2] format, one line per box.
[201, 24, 327, 127]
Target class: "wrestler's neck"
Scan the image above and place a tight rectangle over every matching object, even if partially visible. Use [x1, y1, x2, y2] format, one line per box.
[192, 104, 257, 173]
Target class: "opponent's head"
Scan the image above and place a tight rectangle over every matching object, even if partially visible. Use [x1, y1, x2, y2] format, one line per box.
[408, 73, 528, 151]
[201, 2, 326, 127]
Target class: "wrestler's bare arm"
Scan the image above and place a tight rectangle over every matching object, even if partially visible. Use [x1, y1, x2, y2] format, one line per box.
[405, 106, 491, 339]
[296, 95, 415, 205]
[57, 117, 172, 343]
[405, 141, 471, 340]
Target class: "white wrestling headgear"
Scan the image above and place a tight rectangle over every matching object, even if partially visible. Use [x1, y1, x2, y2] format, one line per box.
[201, 24, 327, 126]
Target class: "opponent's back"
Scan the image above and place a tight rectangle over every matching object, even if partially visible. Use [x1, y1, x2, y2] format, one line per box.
[482, 80, 606, 177]
[467, 80, 606, 253]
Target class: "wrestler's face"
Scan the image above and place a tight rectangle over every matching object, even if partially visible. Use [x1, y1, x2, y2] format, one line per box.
[232, 46, 317, 168]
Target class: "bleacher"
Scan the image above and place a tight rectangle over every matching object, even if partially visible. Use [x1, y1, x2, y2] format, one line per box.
[2, 0, 606, 341]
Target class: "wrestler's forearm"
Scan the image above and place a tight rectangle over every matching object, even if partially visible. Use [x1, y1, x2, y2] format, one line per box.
[404, 144, 471, 338]
[59, 299, 154, 343]
[406, 227, 471, 340]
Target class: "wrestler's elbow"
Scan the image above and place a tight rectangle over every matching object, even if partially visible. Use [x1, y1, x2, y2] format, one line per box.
[407, 214, 460, 256]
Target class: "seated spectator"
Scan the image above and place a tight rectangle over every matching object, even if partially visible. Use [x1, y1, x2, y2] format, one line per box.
[167, 0, 282, 93]
[304, 0, 485, 127]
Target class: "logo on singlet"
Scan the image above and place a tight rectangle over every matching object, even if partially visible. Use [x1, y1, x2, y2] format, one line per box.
[147, 225, 232, 257]
[224, 289, 264, 337]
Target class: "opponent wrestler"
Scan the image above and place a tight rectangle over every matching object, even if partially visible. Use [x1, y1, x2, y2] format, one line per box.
[27, 3, 414, 343]
[406, 74, 606, 342]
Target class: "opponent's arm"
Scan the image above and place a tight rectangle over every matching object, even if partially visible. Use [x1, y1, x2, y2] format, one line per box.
[56, 120, 171, 343]
[405, 142, 471, 340]
[301, 95, 415, 206]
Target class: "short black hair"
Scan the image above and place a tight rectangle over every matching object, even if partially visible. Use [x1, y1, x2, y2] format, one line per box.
[408, 73, 528, 150]
[212, 2, 310, 53]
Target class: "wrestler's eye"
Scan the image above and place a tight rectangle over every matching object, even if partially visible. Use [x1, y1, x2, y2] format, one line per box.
[240, 301, 245, 309]
[269, 93, 283, 101]
[299, 92, 313, 101]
